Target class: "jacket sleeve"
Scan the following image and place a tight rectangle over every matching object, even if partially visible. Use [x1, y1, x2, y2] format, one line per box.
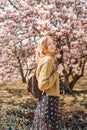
[38, 58, 59, 91]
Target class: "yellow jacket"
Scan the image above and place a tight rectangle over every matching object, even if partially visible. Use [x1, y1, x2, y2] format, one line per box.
[36, 55, 60, 96]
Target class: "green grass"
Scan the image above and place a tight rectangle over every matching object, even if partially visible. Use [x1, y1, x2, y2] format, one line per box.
[0, 69, 87, 111]
[0, 69, 87, 130]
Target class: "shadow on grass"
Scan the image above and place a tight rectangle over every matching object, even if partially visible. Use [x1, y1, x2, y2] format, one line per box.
[72, 90, 87, 107]
[72, 89, 87, 94]
[59, 89, 87, 110]
[5, 87, 27, 97]
[0, 84, 87, 110]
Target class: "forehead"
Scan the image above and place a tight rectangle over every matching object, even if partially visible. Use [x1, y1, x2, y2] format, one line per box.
[47, 36, 56, 45]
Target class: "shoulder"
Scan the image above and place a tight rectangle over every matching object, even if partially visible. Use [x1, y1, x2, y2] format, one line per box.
[40, 56, 54, 65]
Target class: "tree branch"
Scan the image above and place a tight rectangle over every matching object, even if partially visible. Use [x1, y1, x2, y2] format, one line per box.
[8, 0, 19, 10]
[33, 25, 41, 34]
[70, 59, 86, 89]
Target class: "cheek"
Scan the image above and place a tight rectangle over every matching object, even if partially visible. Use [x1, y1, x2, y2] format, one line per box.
[47, 46, 52, 51]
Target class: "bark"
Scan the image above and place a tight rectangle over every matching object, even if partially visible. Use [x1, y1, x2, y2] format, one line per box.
[70, 60, 86, 90]
[17, 56, 26, 83]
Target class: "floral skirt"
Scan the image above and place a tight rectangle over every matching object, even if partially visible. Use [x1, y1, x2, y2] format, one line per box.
[31, 95, 61, 130]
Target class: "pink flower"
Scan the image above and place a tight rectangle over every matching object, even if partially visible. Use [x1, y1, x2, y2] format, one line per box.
[11, 12, 20, 21]
[56, 32, 62, 38]
[63, 46, 69, 52]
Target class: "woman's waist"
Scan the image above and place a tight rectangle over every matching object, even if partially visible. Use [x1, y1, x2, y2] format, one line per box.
[45, 87, 60, 96]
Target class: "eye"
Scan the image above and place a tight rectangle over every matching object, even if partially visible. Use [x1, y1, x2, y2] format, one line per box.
[48, 43, 51, 46]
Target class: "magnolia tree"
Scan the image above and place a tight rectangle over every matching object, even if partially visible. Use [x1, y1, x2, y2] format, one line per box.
[0, 0, 87, 91]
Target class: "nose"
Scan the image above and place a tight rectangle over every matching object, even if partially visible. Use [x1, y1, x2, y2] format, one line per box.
[52, 44, 56, 49]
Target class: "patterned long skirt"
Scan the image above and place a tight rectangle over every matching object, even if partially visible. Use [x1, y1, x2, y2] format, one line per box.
[31, 95, 61, 130]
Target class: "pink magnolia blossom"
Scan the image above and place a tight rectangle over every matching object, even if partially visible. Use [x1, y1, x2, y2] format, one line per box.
[0, 0, 86, 84]
[5, 6, 14, 14]
[11, 12, 20, 21]
[71, 59, 76, 63]
[70, 48, 79, 58]
[56, 32, 63, 38]
[63, 46, 69, 52]
[70, 41, 79, 48]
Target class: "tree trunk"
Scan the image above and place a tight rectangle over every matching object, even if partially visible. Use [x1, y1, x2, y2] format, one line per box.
[70, 60, 86, 90]
[17, 56, 26, 83]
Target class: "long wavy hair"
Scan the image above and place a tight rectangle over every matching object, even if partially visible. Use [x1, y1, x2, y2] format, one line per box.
[35, 35, 57, 63]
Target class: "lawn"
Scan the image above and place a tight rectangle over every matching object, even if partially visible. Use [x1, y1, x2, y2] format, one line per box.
[0, 70, 87, 130]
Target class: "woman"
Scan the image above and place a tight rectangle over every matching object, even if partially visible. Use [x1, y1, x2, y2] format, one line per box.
[31, 35, 60, 130]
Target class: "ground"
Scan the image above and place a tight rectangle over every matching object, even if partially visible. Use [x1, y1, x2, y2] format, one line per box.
[0, 70, 87, 130]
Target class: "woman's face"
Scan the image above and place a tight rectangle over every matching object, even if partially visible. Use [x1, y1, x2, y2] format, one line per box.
[47, 37, 56, 55]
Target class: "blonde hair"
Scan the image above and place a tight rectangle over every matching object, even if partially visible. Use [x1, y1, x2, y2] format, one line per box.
[35, 35, 57, 63]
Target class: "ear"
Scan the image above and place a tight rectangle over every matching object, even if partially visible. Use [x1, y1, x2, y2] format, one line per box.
[42, 48, 48, 55]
